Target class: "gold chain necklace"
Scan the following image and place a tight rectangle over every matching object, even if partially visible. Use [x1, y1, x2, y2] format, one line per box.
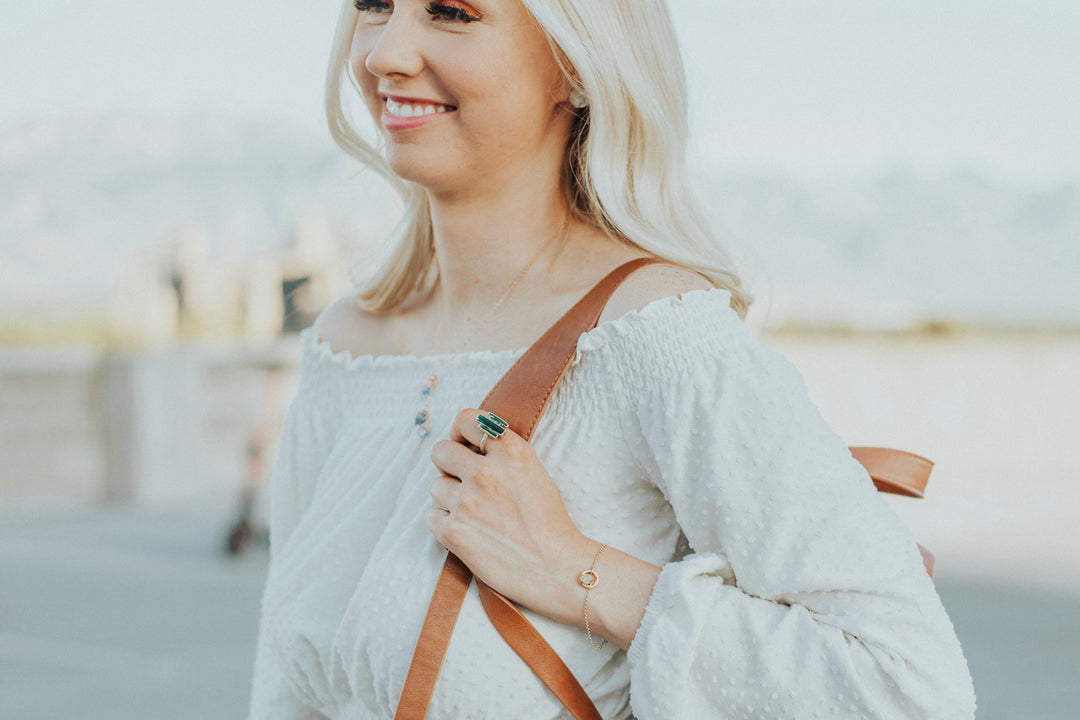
[414, 217, 570, 437]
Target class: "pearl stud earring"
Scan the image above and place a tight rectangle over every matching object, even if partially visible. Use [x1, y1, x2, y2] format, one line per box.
[569, 88, 588, 109]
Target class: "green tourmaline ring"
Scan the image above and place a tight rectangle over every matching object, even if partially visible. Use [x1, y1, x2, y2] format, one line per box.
[476, 411, 509, 441]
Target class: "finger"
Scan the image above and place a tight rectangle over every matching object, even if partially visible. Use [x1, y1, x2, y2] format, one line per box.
[430, 438, 485, 480]
[424, 505, 451, 548]
[429, 473, 462, 511]
[447, 407, 484, 450]
[450, 407, 514, 455]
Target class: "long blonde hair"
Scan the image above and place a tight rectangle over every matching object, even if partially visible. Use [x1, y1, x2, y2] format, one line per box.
[325, 0, 751, 317]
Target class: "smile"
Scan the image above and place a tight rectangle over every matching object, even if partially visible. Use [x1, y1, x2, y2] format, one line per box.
[385, 98, 456, 118]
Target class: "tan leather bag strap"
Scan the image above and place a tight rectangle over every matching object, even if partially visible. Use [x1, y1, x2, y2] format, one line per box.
[477, 257, 671, 439]
[849, 447, 937, 578]
[849, 446, 931, 498]
[391, 552, 473, 720]
[394, 258, 664, 719]
[395, 257, 935, 719]
[475, 579, 601, 720]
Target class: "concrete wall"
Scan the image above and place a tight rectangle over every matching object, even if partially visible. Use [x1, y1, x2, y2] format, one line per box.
[770, 333, 1080, 593]
[0, 338, 299, 507]
[0, 348, 109, 504]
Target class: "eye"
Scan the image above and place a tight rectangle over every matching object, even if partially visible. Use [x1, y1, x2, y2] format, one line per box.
[426, 1, 481, 23]
[354, 0, 392, 20]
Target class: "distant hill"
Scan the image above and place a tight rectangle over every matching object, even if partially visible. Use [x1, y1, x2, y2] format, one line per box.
[2, 112, 1077, 329]
[0, 112, 395, 304]
[701, 171, 1080, 329]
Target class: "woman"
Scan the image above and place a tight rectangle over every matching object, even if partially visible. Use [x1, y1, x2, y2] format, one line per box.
[249, 1, 976, 718]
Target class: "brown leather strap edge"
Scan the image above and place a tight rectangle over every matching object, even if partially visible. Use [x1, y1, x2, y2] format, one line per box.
[396, 258, 677, 719]
[850, 447, 936, 578]
[476, 581, 603, 720]
[396, 262, 939, 718]
[393, 552, 473, 720]
[480, 257, 676, 440]
[464, 258, 679, 719]
[850, 446, 933, 499]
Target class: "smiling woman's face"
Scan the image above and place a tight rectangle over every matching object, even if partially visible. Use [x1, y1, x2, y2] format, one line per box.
[349, 0, 575, 197]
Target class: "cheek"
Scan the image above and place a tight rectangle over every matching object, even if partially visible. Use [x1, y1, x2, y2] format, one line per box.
[348, 30, 379, 104]
[348, 26, 365, 76]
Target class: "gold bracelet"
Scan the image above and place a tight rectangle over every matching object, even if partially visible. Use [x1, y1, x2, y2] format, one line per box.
[578, 543, 607, 651]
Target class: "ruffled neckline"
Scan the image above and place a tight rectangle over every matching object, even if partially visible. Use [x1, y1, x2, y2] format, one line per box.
[304, 287, 733, 373]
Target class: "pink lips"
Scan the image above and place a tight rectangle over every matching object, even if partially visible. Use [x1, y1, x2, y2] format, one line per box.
[381, 95, 456, 131]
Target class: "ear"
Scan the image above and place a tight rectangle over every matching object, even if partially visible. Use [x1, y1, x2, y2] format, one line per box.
[555, 72, 588, 110]
[553, 56, 586, 110]
[552, 73, 575, 107]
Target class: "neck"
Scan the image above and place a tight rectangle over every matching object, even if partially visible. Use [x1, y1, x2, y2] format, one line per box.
[427, 179, 571, 317]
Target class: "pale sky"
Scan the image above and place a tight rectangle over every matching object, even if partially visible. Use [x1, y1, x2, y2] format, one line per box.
[3, 0, 1078, 185]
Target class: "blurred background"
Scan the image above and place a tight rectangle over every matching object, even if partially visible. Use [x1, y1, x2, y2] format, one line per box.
[1, 1, 1077, 718]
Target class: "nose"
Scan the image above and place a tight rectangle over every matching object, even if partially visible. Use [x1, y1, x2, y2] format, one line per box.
[361, 11, 425, 81]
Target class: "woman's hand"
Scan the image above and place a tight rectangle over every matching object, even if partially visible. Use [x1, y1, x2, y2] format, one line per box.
[426, 407, 593, 626]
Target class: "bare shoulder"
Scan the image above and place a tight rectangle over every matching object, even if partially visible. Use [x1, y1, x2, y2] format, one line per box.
[596, 262, 715, 327]
[312, 292, 392, 358]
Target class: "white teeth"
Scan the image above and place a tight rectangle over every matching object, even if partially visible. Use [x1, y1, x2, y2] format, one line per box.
[385, 98, 452, 118]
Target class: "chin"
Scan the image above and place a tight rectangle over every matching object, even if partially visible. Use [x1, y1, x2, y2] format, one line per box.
[384, 147, 463, 193]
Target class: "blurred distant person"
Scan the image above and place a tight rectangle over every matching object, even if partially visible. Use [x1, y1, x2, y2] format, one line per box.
[226, 365, 292, 555]
[280, 215, 346, 334]
[227, 218, 346, 552]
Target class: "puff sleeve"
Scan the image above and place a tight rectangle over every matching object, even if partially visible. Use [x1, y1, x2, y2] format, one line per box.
[616, 296, 976, 719]
[247, 350, 340, 720]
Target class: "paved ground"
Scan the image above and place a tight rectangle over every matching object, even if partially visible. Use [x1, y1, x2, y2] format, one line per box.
[1, 505, 1077, 720]
[0, 506, 266, 720]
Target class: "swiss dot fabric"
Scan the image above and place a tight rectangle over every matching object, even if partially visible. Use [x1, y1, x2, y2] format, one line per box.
[248, 288, 976, 719]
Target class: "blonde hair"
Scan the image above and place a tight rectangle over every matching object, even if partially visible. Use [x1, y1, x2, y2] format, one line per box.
[325, 0, 751, 317]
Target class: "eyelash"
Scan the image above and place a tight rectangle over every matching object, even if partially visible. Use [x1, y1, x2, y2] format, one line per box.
[353, 0, 390, 11]
[428, 2, 480, 23]
[352, 0, 480, 24]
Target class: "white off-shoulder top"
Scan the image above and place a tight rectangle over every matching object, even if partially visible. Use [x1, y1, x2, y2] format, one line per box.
[247, 288, 976, 720]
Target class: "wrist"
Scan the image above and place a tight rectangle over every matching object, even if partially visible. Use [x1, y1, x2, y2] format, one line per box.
[540, 533, 662, 653]
[566, 540, 663, 652]
[543, 532, 602, 628]
[579, 541, 609, 650]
